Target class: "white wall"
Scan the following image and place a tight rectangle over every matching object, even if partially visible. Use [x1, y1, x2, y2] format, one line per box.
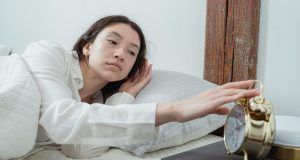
[0, 0, 206, 78]
[257, 0, 300, 116]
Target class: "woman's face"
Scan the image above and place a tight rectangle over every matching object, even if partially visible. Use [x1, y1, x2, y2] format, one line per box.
[83, 23, 140, 81]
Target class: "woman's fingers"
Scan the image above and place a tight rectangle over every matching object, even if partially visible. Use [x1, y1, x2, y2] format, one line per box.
[137, 58, 148, 79]
[146, 63, 152, 77]
[212, 87, 259, 100]
[220, 80, 254, 89]
[207, 80, 258, 106]
[137, 60, 152, 82]
[237, 88, 260, 98]
[209, 89, 259, 108]
[142, 59, 150, 77]
[141, 58, 148, 77]
[211, 89, 259, 115]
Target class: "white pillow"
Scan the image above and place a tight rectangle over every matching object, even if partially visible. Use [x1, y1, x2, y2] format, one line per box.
[0, 55, 41, 159]
[123, 70, 231, 156]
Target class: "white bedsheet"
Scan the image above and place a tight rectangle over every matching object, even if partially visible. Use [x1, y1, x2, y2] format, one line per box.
[24, 134, 222, 160]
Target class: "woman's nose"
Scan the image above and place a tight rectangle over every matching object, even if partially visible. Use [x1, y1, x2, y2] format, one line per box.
[113, 48, 125, 61]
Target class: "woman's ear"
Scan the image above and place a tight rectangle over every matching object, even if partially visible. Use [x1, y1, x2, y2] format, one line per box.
[82, 43, 92, 65]
[83, 43, 91, 56]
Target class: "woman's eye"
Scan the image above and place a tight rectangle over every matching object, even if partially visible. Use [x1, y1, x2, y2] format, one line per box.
[129, 50, 136, 56]
[108, 39, 118, 45]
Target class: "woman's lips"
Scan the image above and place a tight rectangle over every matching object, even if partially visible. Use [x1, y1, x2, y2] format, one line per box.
[106, 62, 122, 71]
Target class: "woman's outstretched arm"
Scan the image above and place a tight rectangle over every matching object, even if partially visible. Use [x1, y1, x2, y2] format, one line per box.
[155, 80, 260, 126]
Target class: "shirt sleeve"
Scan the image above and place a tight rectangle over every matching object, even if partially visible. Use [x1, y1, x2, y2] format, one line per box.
[22, 40, 158, 146]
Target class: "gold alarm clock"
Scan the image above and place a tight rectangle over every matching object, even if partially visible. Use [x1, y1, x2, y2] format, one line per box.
[224, 80, 275, 160]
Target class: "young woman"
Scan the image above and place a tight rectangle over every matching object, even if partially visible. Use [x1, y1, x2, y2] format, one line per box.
[22, 15, 259, 158]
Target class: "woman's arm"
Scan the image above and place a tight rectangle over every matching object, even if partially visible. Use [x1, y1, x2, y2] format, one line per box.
[155, 80, 259, 126]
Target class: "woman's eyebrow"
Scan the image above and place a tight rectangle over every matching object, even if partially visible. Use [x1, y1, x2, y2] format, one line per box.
[109, 31, 122, 39]
[109, 31, 140, 50]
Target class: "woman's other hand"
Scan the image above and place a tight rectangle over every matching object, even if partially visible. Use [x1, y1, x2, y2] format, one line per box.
[156, 80, 260, 126]
[119, 59, 152, 97]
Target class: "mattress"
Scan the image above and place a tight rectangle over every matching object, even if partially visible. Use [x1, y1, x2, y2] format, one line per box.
[24, 134, 222, 160]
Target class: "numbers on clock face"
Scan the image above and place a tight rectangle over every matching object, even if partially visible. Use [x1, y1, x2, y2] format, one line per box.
[224, 105, 246, 153]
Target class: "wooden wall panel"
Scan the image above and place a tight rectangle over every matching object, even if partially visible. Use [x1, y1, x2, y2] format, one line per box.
[204, 0, 260, 85]
[231, 0, 260, 82]
[204, 0, 227, 85]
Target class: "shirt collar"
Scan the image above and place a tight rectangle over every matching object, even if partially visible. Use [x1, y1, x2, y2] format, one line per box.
[71, 51, 84, 90]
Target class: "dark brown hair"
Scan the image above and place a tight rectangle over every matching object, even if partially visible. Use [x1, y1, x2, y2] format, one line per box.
[73, 15, 147, 99]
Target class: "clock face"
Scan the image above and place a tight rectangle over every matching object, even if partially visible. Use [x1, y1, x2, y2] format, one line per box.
[224, 105, 246, 153]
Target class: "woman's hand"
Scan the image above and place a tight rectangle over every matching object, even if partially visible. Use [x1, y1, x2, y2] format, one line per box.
[119, 59, 152, 97]
[156, 80, 260, 126]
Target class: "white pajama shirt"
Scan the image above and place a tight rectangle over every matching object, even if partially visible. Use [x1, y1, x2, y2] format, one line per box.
[22, 40, 158, 157]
